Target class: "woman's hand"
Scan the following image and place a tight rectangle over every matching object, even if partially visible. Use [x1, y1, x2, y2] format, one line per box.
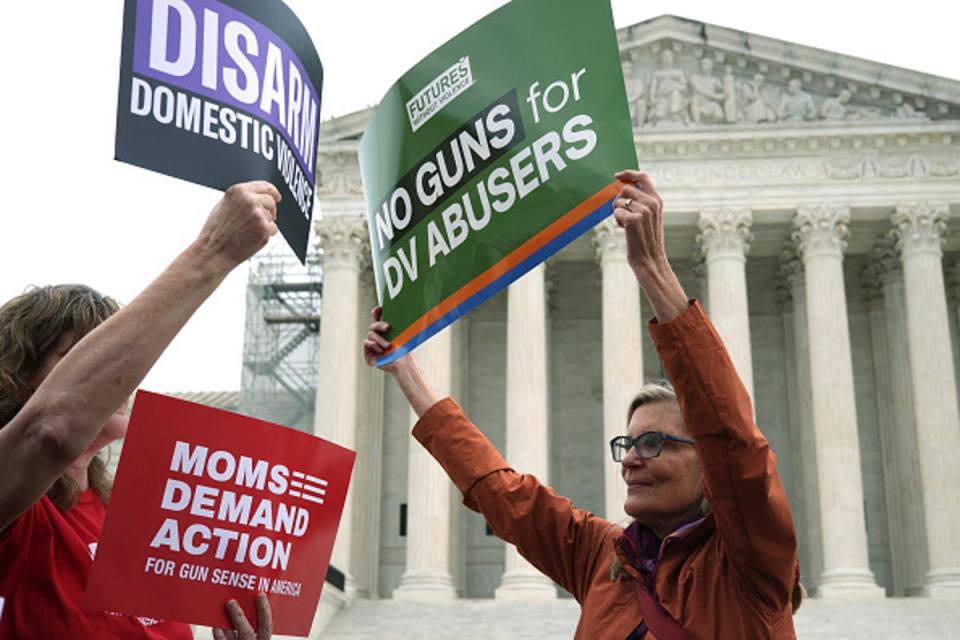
[362, 307, 441, 418]
[362, 306, 408, 375]
[195, 181, 281, 272]
[613, 170, 688, 323]
[212, 593, 272, 640]
[613, 170, 668, 275]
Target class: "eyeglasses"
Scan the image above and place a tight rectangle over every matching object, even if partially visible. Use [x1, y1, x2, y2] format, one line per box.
[609, 432, 695, 462]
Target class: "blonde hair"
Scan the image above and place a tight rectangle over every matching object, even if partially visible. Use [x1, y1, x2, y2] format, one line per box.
[626, 380, 679, 423]
[0, 284, 120, 509]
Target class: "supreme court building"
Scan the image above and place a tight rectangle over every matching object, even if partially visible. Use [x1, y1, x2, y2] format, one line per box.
[306, 15, 960, 615]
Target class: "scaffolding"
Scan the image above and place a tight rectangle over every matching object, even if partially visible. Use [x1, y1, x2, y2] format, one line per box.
[239, 248, 322, 432]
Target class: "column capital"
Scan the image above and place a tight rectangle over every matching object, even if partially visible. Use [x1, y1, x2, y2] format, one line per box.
[696, 208, 753, 260]
[792, 206, 851, 260]
[890, 202, 950, 259]
[315, 216, 370, 270]
[592, 217, 628, 264]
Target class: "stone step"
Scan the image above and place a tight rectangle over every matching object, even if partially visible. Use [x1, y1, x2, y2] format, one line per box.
[314, 597, 960, 639]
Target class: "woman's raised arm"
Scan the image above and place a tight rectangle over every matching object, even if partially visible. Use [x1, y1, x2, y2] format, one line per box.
[0, 181, 280, 532]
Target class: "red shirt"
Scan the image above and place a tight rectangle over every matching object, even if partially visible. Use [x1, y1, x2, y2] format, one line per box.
[0, 489, 193, 639]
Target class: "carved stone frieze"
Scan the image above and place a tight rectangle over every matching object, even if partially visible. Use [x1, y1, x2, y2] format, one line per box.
[825, 153, 960, 181]
[617, 37, 955, 131]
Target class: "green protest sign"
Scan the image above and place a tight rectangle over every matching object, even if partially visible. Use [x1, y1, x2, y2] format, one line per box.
[359, 0, 636, 364]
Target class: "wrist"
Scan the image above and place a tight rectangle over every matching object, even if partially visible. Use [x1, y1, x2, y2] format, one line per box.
[185, 236, 240, 281]
[384, 353, 417, 379]
[631, 256, 671, 283]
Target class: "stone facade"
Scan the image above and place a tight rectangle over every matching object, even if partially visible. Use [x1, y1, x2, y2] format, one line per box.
[308, 14, 960, 622]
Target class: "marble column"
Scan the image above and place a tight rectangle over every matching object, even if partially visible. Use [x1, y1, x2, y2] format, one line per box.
[792, 206, 883, 598]
[593, 219, 644, 524]
[890, 203, 960, 597]
[394, 327, 458, 600]
[495, 265, 556, 600]
[862, 249, 905, 596]
[314, 216, 370, 596]
[777, 247, 823, 591]
[351, 267, 386, 598]
[696, 208, 754, 399]
[875, 243, 928, 596]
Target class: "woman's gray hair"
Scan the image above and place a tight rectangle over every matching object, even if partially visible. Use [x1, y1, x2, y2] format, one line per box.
[626, 380, 678, 423]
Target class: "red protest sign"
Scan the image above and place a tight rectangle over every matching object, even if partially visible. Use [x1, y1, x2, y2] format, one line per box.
[83, 391, 354, 636]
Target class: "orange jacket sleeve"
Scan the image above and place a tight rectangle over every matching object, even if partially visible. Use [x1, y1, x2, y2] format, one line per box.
[412, 397, 616, 602]
[648, 300, 799, 611]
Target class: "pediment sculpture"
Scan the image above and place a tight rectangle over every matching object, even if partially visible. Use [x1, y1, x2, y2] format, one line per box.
[622, 44, 937, 129]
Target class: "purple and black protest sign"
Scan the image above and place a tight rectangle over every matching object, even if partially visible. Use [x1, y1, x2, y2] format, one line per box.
[116, 0, 323, 263]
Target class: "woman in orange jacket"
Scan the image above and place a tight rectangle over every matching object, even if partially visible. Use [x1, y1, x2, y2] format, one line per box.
[363, 170, 801, 639]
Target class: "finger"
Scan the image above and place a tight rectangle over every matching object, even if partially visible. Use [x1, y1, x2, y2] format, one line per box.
[630, 190, 660, 214]
[614, 201, 653, 224]
[632, 172, 659, 199]
[212, 629, 227, 640]
[257, 194, 278, 220]
[247, 181, 283, 203]
[614, 169, 646, 184]
[368, 330, 391, 349]
[256, 593, 273, 640]
[266, 221, 279, 237]
[225, 599, 256, 639]
[613, 208, 628, 228]
[371, 320, 391, 333]
[617, 184, 645, 203]
[363, 339, 383, 356]
[372, 306, 382, 321]
[618, 187, 660, 216]
[615, 170, 662, 206]
[631, 174, 663, 211]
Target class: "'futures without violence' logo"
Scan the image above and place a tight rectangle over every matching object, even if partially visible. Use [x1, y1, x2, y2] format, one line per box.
[406, 56, 475, 132]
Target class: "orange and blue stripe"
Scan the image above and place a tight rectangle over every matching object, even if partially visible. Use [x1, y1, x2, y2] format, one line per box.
[377, 180, 621, 366]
